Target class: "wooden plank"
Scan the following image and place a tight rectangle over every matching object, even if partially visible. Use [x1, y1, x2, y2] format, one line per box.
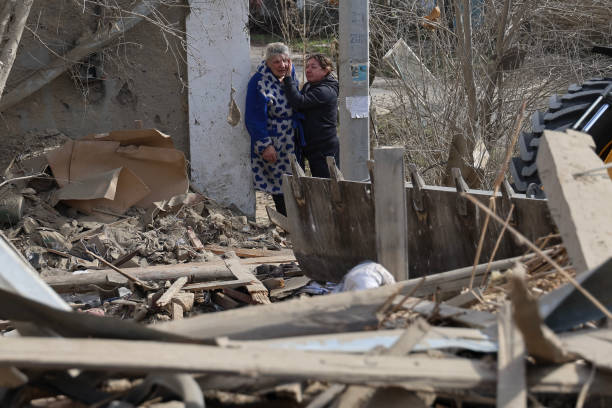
[159, 281, 405, 340]
[536, 129, 612, 274]
[0, 337, 609, 396]
[171, 302, 183, 320]
[225, 259, 271, 304]
[528, 362, 612, 396]
[157, 256, 527, 341]
[212, 292, 240, 310]
[509, 265, 575, 363]
[445, 288, 482, 308]
[45, 254, 295, 293]
[497, 301, 526, 408]
[373, 147, 409, 281]
[410, 298, 496, 329]
[156, 277, 188, 307]
[186, 227, 204, 251]
[222, 288, 254, 304]
[205, 244, 293, 259]
[0, 337, 496, 392]
[182, 278, 251, 292]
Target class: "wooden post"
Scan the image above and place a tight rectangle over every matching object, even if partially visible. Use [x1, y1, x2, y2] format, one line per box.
[373, 147, 409, 281]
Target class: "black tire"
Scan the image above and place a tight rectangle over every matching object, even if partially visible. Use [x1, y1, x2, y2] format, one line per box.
[510, 77, 612, 193]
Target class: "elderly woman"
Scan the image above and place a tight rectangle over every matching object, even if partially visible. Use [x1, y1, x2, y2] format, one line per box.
[282, 53, 339, 178]
[245, 42, 302, 216]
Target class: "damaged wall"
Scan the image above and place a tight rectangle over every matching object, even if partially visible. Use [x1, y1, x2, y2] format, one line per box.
[187, 0, 255, 217]
[0, 1, 190, 164]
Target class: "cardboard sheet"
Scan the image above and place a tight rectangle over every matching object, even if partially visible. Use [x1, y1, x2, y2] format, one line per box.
[55, 167, 123, 201]
[46, 129, 188, 214]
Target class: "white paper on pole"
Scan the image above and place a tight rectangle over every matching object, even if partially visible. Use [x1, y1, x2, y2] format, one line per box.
[346, 96, 369, 118]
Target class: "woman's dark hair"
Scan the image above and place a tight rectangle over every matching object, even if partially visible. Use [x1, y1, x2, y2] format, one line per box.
[307, 53, 334, 73]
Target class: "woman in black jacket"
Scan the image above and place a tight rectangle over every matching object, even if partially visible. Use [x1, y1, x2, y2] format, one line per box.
[282, 54, 339, 178]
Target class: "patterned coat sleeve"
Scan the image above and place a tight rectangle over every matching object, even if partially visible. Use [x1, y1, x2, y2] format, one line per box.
[245, 73, 272, 154]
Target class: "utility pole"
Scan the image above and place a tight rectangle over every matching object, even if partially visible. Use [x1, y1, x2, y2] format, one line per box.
[338, 0, 370, 181]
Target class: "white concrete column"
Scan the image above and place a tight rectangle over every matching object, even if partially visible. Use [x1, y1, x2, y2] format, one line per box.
[187, 0, 255, 216]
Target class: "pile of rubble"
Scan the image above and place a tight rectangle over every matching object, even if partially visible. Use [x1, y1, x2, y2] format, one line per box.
[1, 130, 612, 407]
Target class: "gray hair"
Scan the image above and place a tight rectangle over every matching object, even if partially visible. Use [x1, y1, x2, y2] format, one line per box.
[265, 42, 289, 60]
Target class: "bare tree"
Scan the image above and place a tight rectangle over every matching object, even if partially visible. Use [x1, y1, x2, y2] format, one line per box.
[0, 0, 34, 100]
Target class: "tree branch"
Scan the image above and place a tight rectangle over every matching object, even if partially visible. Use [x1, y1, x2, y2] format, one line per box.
[0, 0, 33, 100]
[0, 0, 163, 113]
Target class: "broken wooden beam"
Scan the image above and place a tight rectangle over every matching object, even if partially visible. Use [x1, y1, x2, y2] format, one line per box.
[186, 227, 204, 251]
[182, 278, 251, 292]
[225, 259, 271, 304]
[156, 277, 188, 307]
[536, 129, 612, 274]
[509, 264, 575, 363]
[204, 245, 293, 259]
[44, 254, 295, 293]
[212, 292, 240, 310]
[0, 337, 497, 392]
[156, 262, 500, 341]
[2, 337, 612, 395]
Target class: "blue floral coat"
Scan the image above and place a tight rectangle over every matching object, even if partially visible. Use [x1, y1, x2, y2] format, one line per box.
[245, 61, 302, 194]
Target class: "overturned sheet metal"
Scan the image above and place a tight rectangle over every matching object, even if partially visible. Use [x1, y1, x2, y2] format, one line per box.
[0, 232, 69, 311]
[227, 327, 498, 354]
[539, 257, 612, 332]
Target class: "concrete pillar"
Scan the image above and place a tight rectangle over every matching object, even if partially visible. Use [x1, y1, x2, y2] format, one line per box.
[339, 0, 370, 181]
[186, 0, 255, 216]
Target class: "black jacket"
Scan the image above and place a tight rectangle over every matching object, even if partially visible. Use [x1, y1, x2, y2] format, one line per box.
[283, 74, 339, 151]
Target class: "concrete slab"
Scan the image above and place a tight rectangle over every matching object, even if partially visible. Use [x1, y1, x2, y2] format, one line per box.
[536, 129, 612, 274]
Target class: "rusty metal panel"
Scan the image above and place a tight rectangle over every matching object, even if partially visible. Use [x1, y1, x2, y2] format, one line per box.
[284, 174, 556, 282]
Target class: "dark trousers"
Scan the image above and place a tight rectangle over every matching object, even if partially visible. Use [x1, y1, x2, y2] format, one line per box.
[302, 139, 340, 179]
[272, 194, 286, 216]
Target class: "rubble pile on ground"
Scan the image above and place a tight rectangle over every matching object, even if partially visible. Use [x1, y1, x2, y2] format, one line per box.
[1, 131, 612, 407]
[4, 188, 285, 275]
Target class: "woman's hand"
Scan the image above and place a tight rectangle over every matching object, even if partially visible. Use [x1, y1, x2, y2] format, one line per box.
[262, 145, 277, 163]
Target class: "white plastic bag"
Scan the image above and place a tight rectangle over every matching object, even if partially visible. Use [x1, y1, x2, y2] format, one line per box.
[335, 261, 396, 292]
